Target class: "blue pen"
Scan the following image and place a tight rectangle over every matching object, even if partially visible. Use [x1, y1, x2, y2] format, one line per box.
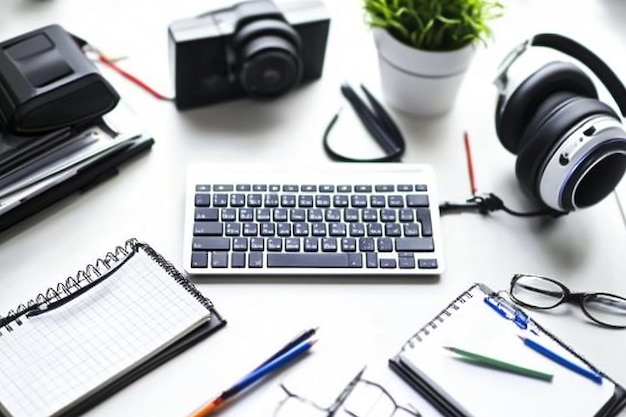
[519, 336, 603, 384]
[189, 338, 317, 417]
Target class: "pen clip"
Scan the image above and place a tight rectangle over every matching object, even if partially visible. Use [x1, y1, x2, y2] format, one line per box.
[484, 295, 533, 331]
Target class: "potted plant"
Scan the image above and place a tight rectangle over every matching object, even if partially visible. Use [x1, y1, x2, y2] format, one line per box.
[364, 0, 503, 116]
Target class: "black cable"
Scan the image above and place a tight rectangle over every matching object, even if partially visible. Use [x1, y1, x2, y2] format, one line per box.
[323, 82, 405, 162]
[439, 193, 565, 218]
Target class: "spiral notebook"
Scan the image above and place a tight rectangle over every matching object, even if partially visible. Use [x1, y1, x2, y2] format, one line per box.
[389, 283, 626, 417]
[0, 238, 226, 417]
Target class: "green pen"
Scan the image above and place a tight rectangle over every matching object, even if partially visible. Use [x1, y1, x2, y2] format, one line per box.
[444, 346, 553, 382]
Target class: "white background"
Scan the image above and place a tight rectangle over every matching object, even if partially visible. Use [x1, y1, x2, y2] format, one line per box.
[1, 0, 626, 416]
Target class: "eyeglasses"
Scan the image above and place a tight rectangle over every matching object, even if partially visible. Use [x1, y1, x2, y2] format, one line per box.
[272, 367, 421, 417]
[509, 274, 626, 328]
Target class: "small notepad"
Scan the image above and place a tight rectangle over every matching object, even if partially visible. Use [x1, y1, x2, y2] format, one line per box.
[0, 239, 225, 417]
[390, 283, 626, 417]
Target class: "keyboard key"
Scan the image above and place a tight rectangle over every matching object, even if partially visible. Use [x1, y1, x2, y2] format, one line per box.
[214, 184, 234, 191]
[407, 194, 429, 207]
[337, 185, 352, 192]
[265, 194, 279, 207]
[192, 237, 230, 251]
[267, 253, 362, 268]
[366, 252, 378, 268]
[359, 237, 375, 252]
[378, 238, 393, 252]
[250, 238, 264, 250]
[247, 194, 262, 207]
[213, 194, 228, 207]
[315, 195, 331, 207]
[322, 238, 338, 252]
[333, 195, 349, 207]
[341, 238, 357, 252]
[194, 222, 223, 236]
[380, 258, 397, 268]
[233, 238, 248, 251]
[195, 208, 219, 221]
[395, 237, 435, 252]
[225, 223, 240, 236]
[249, 252, 263, 267]
[191, 252, 208, 268]
[418, 258, 438, 269]
[231, 252, 246, 267]
[398, 253, 416, 269]
[195, 193, 211, 207]
[267, 238, 282, 251]
[285, 238, 300, 251]
[211, 252, 228, 268]
[370, 195, 385, 207]
[416, 208, 433, 236]
[375, 185, 394, 192]
[304, 237, 319, 252]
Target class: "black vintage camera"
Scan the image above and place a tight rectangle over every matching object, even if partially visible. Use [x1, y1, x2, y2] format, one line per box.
[168, 0, 330, 110]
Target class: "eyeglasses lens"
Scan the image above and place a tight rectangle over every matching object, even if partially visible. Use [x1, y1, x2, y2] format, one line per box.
[274, 397, 324, 417]
[512, 275, 564, 308]
[583, 294, 626, 328]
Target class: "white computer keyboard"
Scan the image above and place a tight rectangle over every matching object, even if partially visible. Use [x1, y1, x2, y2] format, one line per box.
[183, 163, 444, 276]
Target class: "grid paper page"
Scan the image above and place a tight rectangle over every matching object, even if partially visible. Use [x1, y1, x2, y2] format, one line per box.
[0, 249, 211, 417]
[398, 285, 615, 417]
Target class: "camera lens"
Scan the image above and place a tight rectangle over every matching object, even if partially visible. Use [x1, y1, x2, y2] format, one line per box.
[238, 36, 302, 98]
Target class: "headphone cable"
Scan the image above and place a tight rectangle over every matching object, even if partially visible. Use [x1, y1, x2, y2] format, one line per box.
[439, 193, 564, 218]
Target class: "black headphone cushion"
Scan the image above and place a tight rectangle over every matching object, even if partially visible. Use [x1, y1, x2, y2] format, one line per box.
[514, 96, 619, 204]
[496, 61, 598, 154]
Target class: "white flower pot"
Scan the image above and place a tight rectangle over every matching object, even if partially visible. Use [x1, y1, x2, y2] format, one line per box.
[373, 28, 476, 117]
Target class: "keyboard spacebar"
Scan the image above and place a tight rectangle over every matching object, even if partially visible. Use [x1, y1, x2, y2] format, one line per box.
[268, 253, 356, 268]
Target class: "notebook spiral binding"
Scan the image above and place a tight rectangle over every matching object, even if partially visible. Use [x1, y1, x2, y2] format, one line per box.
[138, 241, 214, 311]
[0, 238, 212, 335]
[402, 286, 476, 350]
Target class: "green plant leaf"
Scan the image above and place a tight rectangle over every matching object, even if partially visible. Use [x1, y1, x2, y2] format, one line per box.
[363, 0, 504, 50]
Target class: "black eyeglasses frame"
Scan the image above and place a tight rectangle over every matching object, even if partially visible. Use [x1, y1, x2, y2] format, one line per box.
[509, 273, 626, 329]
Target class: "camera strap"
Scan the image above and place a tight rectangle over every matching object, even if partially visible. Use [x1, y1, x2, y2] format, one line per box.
[322, 83, 405, 162]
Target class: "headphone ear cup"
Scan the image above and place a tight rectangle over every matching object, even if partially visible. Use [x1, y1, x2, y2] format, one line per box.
[496, 61, 598, 154]
[514, 96, 620, 209]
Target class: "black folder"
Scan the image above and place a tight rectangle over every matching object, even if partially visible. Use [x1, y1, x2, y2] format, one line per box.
[0, 105, 154, 234]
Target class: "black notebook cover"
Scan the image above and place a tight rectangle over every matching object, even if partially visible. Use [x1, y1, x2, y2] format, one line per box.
[0, 238, 226, 417]
[389, 283, 626, 417]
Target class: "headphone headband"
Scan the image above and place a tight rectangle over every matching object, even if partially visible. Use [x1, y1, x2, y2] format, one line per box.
[494, 33, 626, 117]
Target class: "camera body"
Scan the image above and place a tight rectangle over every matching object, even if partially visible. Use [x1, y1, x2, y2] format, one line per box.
[168, 0, 330, 110]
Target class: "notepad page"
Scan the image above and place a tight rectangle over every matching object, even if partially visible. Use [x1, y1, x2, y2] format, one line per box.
[0, 249, 211, 417]
[398, 285, 615, 417]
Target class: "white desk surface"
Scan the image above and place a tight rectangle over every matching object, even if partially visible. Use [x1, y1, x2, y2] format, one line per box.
[2, 1, 626, 416]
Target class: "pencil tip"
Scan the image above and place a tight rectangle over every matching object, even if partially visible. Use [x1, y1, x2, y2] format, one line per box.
[442, 346, 452, 350]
